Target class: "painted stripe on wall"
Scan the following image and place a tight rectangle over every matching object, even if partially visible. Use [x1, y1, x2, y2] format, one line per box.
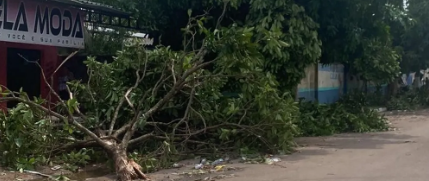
[298, 87, 340, 92]
[297, 88, 341, 103]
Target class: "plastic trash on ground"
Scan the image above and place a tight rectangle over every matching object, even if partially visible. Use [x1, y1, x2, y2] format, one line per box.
[265, 156, 281, 165]
[211, 158, 224, 167]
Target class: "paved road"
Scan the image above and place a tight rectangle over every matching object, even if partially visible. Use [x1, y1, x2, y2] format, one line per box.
[224, 113, 429, 181]
[24, 112, 424, 181]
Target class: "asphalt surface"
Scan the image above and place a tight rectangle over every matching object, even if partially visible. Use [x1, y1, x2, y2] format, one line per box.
[4, 112, 425, 181]
[224, 113, 429, 181]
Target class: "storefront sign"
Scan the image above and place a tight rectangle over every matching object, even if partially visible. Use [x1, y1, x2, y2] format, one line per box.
[0, 0, 85, 48]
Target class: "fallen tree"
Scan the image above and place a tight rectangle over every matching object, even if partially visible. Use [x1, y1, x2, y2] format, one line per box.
[0, 5, 299, 180]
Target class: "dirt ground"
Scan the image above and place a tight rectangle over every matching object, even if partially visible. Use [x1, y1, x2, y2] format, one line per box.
[1, 110, 428, 181]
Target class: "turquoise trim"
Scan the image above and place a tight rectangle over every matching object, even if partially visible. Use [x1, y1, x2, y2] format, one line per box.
[298, 88, 314, 92]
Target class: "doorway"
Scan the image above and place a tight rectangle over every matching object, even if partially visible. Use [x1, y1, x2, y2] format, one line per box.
[6, 48, 42, 108]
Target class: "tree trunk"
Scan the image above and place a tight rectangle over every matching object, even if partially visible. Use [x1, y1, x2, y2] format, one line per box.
[109, 145, 148, 181]
[387, 79, 400, 98]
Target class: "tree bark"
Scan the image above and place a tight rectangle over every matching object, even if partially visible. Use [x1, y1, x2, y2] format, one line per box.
[108, 144, 148, 181]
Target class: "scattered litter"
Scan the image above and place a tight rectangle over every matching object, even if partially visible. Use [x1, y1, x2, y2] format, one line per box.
[240, 154, 265, 164]
[214, 165, 226, 171]
[241, 154, 283, 165]
[178, 164, 241, 176]
[174, 169, 209, 176]
[194, 163, 204, 170]
[265, 156, 281, 165]
[211, 158, 224, 167]
[172, 163, 182, 168]
[272, 157, 281, 162]
[389, 127, 398, 131]
[194, 158, 209, 170]
[51, 165, 62, 171]
[0, 172, 5, 176]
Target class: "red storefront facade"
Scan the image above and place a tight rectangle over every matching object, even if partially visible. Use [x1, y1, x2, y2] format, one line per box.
[0, 42, 58, 110]
[0, 0, 139, 110]
[0, 0, 84, 109]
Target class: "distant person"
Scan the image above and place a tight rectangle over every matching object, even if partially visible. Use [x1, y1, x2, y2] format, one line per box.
[59, 67, 74, 100]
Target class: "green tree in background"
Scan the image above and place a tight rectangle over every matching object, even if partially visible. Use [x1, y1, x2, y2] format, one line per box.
[297, 0, 407, 85]
[401, 0, 429, 74]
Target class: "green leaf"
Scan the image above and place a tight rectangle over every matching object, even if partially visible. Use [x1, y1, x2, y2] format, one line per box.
[187, 9, 192, 17]
[278, 41, 290, 47]
[28, 158, 36, 164]
[14, 138, 22, 148]
[68, 127, 74, 134]
[67, 98, 78, 114]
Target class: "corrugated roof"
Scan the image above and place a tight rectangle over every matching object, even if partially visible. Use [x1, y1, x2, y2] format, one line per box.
[41, 0, 130, 17]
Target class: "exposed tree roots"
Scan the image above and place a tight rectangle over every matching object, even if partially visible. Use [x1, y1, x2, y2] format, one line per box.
[112, 148, 149, 181]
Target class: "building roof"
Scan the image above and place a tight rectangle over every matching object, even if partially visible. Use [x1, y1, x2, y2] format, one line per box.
[37, 0, 143, 30]
[42, 0, 130, 17]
